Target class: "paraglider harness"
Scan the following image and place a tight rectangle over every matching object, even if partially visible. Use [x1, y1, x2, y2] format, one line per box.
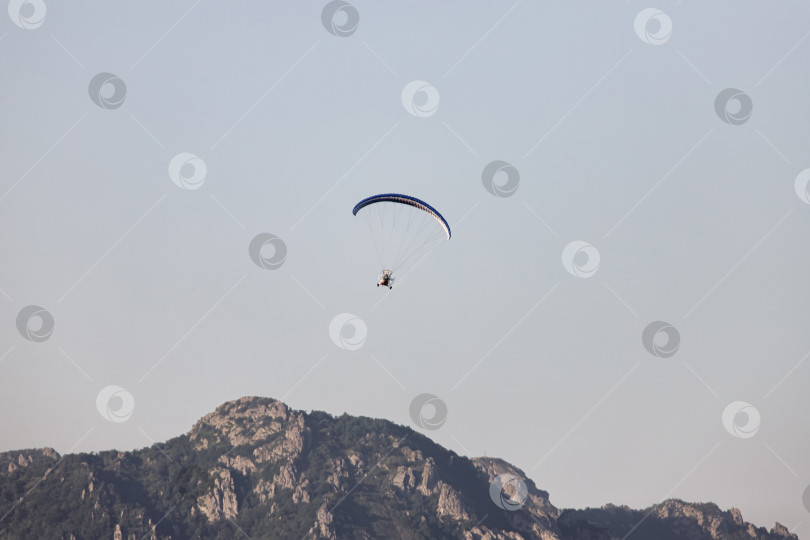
[377, 269, 394, 289]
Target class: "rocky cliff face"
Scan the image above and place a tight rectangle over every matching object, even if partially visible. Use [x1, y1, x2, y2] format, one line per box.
[0, 397, 798, 539]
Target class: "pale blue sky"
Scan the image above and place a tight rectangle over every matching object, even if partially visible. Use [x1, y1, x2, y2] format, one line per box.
[2, 0, 809, 533]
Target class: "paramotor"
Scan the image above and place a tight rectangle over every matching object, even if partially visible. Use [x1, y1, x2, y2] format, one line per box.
[353, 194, 451, 289]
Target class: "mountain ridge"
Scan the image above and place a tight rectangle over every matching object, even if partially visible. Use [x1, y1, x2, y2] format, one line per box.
[0, 396, 797, 539]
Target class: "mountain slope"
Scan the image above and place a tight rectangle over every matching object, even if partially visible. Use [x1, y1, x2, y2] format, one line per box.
[0, 397, 797, 539]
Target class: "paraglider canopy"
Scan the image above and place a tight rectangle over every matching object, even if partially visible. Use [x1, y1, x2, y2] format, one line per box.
[353, 193, 451, 288]
[352, 194, 451, 239]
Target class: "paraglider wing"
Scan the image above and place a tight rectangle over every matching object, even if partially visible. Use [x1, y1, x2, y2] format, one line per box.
[352, 194, 451, 239]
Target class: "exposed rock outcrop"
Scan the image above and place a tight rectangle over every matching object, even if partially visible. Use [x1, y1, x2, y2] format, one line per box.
[197, 467, 239, 521]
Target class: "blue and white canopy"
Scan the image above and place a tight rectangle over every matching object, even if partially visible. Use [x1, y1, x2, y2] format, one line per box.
[352, 194, 451, 239]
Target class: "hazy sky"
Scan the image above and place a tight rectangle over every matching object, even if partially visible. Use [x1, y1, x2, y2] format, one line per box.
[2, 0, 810, 534]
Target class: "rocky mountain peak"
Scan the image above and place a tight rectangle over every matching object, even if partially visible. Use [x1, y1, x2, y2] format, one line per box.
[189, 396, 294, 447]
